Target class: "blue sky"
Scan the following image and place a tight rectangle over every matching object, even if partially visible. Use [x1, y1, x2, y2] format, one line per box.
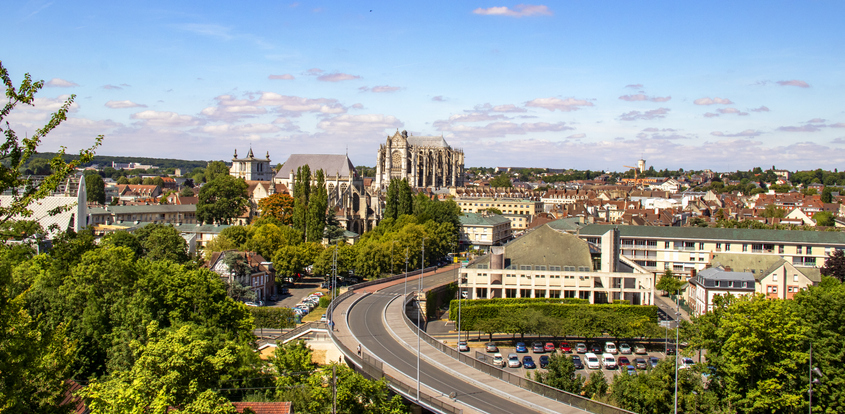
[4, 1, 845, 171]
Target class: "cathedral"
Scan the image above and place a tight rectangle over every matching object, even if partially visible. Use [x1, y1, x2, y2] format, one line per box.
[375, 130, 464, 189]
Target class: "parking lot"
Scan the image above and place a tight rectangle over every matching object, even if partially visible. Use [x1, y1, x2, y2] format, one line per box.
[472, 340, 676, 383]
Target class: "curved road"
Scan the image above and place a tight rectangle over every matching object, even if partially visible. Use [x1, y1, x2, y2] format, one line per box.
[348, 269, 533, 414]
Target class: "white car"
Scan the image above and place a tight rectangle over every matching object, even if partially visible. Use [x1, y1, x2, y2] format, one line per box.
[457, 341, 469, 352]
[507, 353, 521, 368]
[619, 343, 632, 354]
[604, 342, 618, 354]
[602, 353, 617, 369]
[680, 357, 695, 369]
[584, 353, 601, 369]
[493, 353, 505, 367]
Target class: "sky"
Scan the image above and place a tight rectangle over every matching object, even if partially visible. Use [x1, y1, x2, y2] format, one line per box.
[3, 1, 845, 172]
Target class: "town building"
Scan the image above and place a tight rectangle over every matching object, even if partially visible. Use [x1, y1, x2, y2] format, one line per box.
[374, 130, 464, 189]
[229, 148, 274, 181]
[88, 204, 198, 226]
[459, 225, 654, 305]
[274, 154, 377, 234]
[452, 196, 542, 231]
[458, 212, 512, 252]
[688, 267, 756, 315]
[1, 175, 87, 237]
[709, 253, 821, 300]
[207, 250, 276, 302]
[575, 224, 845, 279]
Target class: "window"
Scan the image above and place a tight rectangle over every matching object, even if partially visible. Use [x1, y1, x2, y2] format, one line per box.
[505, 288, 517, 298]
[475, 288, 487, 299]
[549, 266, 561, 271]
[742, 244, 748, 252]
[779, 245, 784, 254]
[578, 266, 589, 272]
[726, 243, 731, 251]
[793, 274, 799, 282]
[549, 290, 561, 298]
[773, 274, 778, 282]
[535, 290, 546, 298]
[797, 246, 803, 254]
[665, 241, 671, 249]
[806, 246, 812, 255]
[520, 265, 532, 270]
[534, 265, 546, 271]
[716, 242, 722, 250]
[520, 289, 532, 298]
[699, 242, 705, 250]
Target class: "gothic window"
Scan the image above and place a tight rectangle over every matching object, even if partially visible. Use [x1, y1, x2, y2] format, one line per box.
[391, 151, 402, 172]
[327, 183, 335, 195]
[340, 183, 348, 194]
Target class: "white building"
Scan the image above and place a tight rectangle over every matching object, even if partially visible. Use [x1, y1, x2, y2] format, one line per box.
[229, 148, 273, 181]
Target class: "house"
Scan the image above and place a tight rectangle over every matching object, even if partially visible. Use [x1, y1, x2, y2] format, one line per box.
[207, 250, 276, 301]
[458, 212, 512, 252]
[709, 253, 821, 300]
[688, 267, 756, 315]
[459, 225, 654, 304]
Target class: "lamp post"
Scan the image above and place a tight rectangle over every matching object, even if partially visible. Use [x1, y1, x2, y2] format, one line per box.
[417, 237, 425, 401]
[404, 248, 409, 297]
[457, 271, 462, 343]
[809, 343, 823, 414]
[674, 288, 681, 414]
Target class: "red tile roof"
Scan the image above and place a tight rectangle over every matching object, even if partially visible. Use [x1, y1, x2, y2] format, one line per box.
[231, 402, 292, 414]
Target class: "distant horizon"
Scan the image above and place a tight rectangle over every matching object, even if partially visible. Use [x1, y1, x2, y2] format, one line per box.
[5, 1, 845, 171]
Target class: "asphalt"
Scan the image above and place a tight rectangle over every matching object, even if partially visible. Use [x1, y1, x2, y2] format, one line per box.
[336, 266, 593, 414]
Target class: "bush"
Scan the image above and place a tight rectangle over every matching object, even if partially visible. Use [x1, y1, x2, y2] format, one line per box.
[319, 295, 332, 308]
[249, 306, 296, 329]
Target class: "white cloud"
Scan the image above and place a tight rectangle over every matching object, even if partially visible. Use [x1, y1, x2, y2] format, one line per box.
[694, 97, 733, 105]
[45, 78, 79, 88]
[525, 97, 593, 112]
[269, 74, 295, 80]
[567, 133, 586, 139]
[359, 85, 401, 93]
[472, 4, 553, 17]
[777, 79, 810, 88]
[717, 107, 748, 116]
[105, 100, 147, 109]
[316, 114, 402, 134]
[317, 72, 361, 82]
[618, 94, 671, 102]
[710, 129, 761, 138]
[625, 84, 643, 89]
[750, 106, 770, 112]
[130, 110, 202, 127]
[619, 108, 670, 121]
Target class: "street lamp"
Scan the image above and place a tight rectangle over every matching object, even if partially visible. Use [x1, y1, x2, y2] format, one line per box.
[417, 237, 425, 401]
[809, 343, 824, 414]
[674, 287, 681, 414]
[404, 248, 409, 297]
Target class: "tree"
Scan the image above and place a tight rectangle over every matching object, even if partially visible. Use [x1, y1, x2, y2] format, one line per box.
[489, 174, 513, 188]
[384, 178, 413, 220]
[306, 169, 328, 243]
[292, 165, 311, 240]
[687, 294, 808, 413]
[129, 177, 142, 185]
[244, 223, 285, 260]
[85, 173, 106, 204]
[100, 230, 144, 258]
[135, 223, 190, 263]
[204, 161, 230, 183]
[532, 353, 584, 394]
[197, 175, 249, 225]
[179, 186, 195, 197]
[219, 226, 250, 248]
[582, 370, 608, 400]
[655, 270, 683, 296]
[116, 176, 129, 185]
[761, 204, 787, 218]
[814, 211, 835, 227]
[0, 61, 102, 229]
[80, 322, 240, 414]
[142, 177, 155, 185]
[820, 249, 845, 282]
[258, 193, 295, 225]
[484, 207, 503, 215]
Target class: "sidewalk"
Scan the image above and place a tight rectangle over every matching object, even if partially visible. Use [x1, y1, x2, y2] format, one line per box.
[654, 293, 691, 322]
[382, 296, 591, 414]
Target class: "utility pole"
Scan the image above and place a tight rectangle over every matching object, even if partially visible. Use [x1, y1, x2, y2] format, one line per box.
[417, 237, 425, 401]
[674, 289, 680, 414]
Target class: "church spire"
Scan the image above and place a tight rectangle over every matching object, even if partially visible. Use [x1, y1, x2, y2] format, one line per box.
[247, 146, 254, 158]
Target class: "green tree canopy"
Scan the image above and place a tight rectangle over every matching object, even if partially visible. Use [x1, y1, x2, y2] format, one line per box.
[197, 175, 249, 225]
[135, 223, 189, 263]
[85, 173, 106, 204]
[489, 174, 513, 188]
[204, 161, 230, 183]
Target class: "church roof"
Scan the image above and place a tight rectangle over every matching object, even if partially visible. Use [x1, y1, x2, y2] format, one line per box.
[407, 135, 451, 148]
[275, 154, 357, 179]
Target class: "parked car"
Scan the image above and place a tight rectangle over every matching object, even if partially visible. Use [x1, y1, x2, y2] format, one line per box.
[486, 342, 498, 353]
[584, 353, 601, 369]
[523, 355, 536, 369]
[649, 356, 660, 368]
[457, 341, 469, 352]
[618, 356, 631, 367]
[539, 355, 550, 368]
[619, 343, 632, 354]
[532, 342, 544, 353]
[313, 292, 324, 297]
[601, 353, 617, 369]
[575, 343, 587, 354]
[320, 314, 327, 322]
[560, 342, 572, 353]
[635, 358, 647, 370]
[244, 301, 257, 307]
[590, 343, 602, 354]
[544, 342, 555, 352]
[634, 344, 647, 355]
[604, 342, 618, 354]
[508, 353, 521, 368]
[680, 357, 695, 369]
[626, 365, 637, 376]
[493, 353, 505, 367]
[515, 342, 528, 353]
[666, 343, 677, 355]
[572, 355, 584, 369]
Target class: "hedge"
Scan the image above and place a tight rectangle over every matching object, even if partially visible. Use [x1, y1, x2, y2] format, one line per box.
[249, 306, 297, 329]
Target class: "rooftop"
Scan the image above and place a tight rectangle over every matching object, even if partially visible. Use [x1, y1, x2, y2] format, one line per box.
[578, 224, 845, 245]
[469, 224, 593, 270]
[275, 154, 357, 179]
[459, 212, 511, 227]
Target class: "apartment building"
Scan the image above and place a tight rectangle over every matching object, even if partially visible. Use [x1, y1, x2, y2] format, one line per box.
[688, 267, 756, 315]
[459, 212, 512, 252]
[453, 196, 542, 231]
[88, 205, 198, 226]
[576, 224, 845, 279]
[459, 225, 654, 305]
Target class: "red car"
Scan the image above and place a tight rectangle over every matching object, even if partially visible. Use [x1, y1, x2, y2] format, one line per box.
[559, 342, 572, 353]
[544, 342, 555, 352]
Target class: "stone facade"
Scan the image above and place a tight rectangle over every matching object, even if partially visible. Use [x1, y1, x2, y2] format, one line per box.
[230, 148, 273, 181]
[375, 130, 464, 189]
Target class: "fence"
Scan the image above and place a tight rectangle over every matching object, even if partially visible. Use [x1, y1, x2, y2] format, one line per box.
[403, 293, 635, 414]
[328, 285, 463, 414]
[277, 321, 327, 343]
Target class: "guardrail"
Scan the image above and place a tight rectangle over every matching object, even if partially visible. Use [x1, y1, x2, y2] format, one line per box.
[327, 283, 463, 414]
[349, 266, 439, 291]
[277, 322, 327, 343]
[403, 293, 636, 414]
